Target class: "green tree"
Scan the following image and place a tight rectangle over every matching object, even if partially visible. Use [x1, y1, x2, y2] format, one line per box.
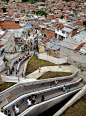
[61, 9, 63, 12]
[28, 0, 36, 4]
[83, 21, 86, 29]
[52, 1, 55, 3]
[42, 0, 46, 2]
[62, 0, 70, 2]
[22, 0, 28, 2]
[76, 5, 78, 8]
[32, 11, 35, 14]
[61, 15, 64, 19]
[1, 0, 9, 2]
[51, 11, 54, 14]
[23, 10, 25, 13]
[2, 7, 7, 13]
[35, 10, 47, 17]
[40, 4, 45, 6]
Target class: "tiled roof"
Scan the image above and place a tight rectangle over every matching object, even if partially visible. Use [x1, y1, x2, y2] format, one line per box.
[56, 23, 64, 29]
[0, 45, 4, 48]
[40, 39, 50, 44]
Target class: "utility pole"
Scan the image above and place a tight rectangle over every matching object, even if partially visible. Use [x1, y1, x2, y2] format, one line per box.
[36, 29, 39, 53]
[18, 75, 20, 82]
[37, 29, 39, 52]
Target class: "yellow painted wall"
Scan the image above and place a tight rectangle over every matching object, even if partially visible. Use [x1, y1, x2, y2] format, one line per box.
[39, 45, 44, 53]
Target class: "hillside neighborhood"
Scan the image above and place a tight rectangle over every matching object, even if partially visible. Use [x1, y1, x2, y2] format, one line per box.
[0, 0, 86, 69]
[0, 0, 86, 116]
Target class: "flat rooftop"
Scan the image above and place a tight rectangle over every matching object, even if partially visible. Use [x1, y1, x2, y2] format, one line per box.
[72, 31, 86, 42]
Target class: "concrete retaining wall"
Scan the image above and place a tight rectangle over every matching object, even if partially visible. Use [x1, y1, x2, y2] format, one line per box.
[37, 54, 67, 64]
[60, 46, 86, 69]
[53, 85, 86, 116]
[23, 54, 33, 75]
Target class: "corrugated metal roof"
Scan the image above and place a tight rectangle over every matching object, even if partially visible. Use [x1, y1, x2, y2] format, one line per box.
[62, 27, 72, 33]
[79, 44, 86, 54]
[14, 32, 21, 38]
[46, 40, 60, 50]
[60, 39, 81, 50]
[72, 31, 86, 42]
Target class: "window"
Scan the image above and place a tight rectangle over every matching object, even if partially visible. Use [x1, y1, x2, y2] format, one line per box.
[62, 31, 65, 34]
[57, 28, 59, 31]
[44, 34, 46, 37]
[55, 33, 57, 38]
[15, 21, 19, 23]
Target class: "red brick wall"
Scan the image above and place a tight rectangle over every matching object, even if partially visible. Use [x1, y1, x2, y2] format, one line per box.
[83, 8, 86, 12]
[54, 15, 57, 19]
[66, 26, 77, 36]
[39, 19, 45, 21]
[75, 21, 84, 26]
[9, 11, 14, 16]
[1, 20, 20, 30]
[47, 14, 54, 20]
[45, 29, 55, 38]
[0, 9, 3, 13]
[48, 49, 59, 58]
[31, 19, 34, 21]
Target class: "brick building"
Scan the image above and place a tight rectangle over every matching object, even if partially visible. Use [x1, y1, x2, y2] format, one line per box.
[47, 14, 54, 20]
[0, 19, 20, 30]
[45, 28, 55, 38]
[75, 21, 84, 26]
[0, 31, 15, 53]
[0, 9, 3, 13]
[10, 0, 22, 2]
[65, 26, 77, 36]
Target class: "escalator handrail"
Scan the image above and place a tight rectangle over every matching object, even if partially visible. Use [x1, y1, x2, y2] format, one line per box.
[3, 77, 83, 110]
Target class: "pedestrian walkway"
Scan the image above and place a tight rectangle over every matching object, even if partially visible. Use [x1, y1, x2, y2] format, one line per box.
[1, 65, 80, 83]
[1, 51, 34, 79]
[26, 66, 80, 79]
[1, 51, 86, 83]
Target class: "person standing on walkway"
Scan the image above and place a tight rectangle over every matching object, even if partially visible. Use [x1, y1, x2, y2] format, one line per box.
[67, 87, 71, 92]
[0, 108, 4, 114]
[50, 84, 52, 88]
[16, 71, 17, 77]
[39, 67, 41, 73]
[10, 69, 12, 75]
[41, 95, 45, 102]
[78, 63, 81, 69]
[12, 66, 14, 71]
[63, 85, 65, 92]
[7, 110, 11, 116]
[22, 72, 23, 77]
[27, 97, 32, 107]
[9, 68, 11, 75]
[55, 80, 57, 86]
[55, 80, 58, 86]
[14, 105, 20, 116]
[31, 95, 36, 105]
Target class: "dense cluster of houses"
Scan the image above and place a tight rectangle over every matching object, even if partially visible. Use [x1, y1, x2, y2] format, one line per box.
[0, 0, 86, 68]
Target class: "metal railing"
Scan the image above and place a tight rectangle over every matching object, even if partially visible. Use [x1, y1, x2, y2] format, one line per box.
[3, 77, 83, 110]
